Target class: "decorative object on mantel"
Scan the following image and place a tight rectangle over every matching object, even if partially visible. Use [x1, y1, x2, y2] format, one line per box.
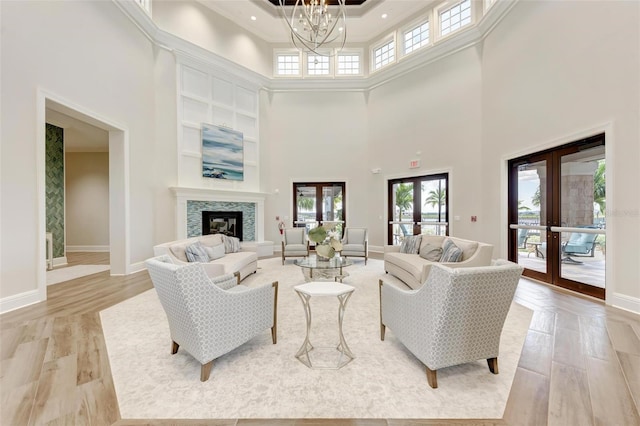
[201, 123, 244, 181]
[308, 224, 343, 260]
[278, 0, 347, 57]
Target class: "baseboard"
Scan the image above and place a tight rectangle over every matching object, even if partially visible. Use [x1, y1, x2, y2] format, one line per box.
[0, 289, 42, 314]
[369, 245, 383, 254]
[609, 292, 640, 314]
[128, 261, 147, 275]
[66, 245, 110, 252]
[53, 256, 67, 267]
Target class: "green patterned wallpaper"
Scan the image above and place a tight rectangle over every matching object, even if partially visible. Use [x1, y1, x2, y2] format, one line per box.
[46, 124, 65, 258]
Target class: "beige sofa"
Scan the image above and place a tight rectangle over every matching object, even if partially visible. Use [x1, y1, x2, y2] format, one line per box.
[153, 234, 258, 282]
[384, 235, 493, 289]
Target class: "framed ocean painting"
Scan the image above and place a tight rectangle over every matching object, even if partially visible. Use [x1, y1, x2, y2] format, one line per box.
[201, 123, 244, 181]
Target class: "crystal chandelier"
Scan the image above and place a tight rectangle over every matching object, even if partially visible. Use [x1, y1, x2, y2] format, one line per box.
[279, 0, 347, 56]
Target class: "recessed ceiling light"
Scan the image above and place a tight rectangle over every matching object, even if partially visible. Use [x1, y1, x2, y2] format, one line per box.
[250, 15, 257, 21]
[338, 27, 344, 32]
[381, 13, 388, 19]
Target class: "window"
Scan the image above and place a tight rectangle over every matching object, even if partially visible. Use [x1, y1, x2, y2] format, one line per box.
[440, 0, 472, 36]
[276, 54, 300, 76]
[404, 21, 430, 55]
[293, 182, 346, 236]
[373, 39, 395, 71]
[337, 54, 361, 75]
[387, 174, 449, 245]
[307, 54, 330, 76]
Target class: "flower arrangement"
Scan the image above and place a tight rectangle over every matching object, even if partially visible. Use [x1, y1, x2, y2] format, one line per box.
[308, 225, 343, 260]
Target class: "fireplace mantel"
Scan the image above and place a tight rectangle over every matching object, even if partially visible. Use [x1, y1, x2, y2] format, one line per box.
[170, 187, 269, 241]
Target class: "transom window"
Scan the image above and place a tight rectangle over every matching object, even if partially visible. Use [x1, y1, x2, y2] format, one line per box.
[404, 21, 429, 54]
[337, 54, 360, 75]
[440, 0, 471, 36]
[373, 40, 395, 71]
[276, 54, 300, 76]
[307, 55, 330, 75]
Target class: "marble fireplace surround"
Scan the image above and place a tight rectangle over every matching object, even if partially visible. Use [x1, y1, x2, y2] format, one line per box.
[170, 187, 268, 243]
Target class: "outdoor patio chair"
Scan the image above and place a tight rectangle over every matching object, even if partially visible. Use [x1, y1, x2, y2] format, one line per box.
[561, 226, 599, 264]
[517, 228, 529, 249]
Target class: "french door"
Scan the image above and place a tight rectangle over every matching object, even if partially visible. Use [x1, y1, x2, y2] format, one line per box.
[293, 182, 345, 237]
[508, 134, 606, 299]
[387, 173, 448, 245]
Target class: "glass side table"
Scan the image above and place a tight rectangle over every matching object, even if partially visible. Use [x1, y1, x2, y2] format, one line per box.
[293, 281, 355, 369]
[294, 256, 353, 282]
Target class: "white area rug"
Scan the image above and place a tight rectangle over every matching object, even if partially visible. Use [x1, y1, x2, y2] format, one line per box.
[46, 264, 110, 285]
[100, 258, 532, 420]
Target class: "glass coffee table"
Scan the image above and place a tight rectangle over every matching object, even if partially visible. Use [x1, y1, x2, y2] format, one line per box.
[295, 256, 353, 282]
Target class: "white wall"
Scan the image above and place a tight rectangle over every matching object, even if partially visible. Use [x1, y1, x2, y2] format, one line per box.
[152, 0, 273, 78]
[481, 1, 640, 304]
[65, 152, 110, 249]
[259, 90, 369, 244]
[0, 1, 175, 302]
[366, 46, 484, 248]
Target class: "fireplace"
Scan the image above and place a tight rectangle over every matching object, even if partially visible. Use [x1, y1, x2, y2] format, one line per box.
[202, 211, 243, 241]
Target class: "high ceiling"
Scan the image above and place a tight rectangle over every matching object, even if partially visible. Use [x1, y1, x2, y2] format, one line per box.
[196, 0, 439, 43]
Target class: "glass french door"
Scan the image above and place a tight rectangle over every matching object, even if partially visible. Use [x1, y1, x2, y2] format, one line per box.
[508, 134, 606, 299]
[293, 182, 345, 238]
[388, 174, 448, 245]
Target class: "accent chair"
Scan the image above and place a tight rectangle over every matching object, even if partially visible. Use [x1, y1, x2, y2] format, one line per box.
[379, 259, 523, 388]
[281, 227, 309, 265]
[340, 227, 368, 264]
[145, 255, 278, 381]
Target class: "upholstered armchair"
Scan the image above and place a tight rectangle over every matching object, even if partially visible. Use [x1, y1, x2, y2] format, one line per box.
[145, 255, 278, 381]
[340, 227, 368, 264]
[281, 227, 309, 265]
[379, 259, 523, 388]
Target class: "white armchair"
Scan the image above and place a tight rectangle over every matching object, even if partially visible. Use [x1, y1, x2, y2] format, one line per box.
[145, 255, 278, 381]
[340, 227, 368, 264]
[281, 227, 309, 265]
[379, 259, 523, 388]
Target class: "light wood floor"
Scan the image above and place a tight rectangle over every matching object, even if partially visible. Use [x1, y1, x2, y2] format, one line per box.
[1, 253, 639, 425]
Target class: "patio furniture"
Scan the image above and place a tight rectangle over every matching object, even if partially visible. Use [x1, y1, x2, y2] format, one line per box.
[517, 228, 529, 249]
[379, 259, 523, 388]
[145, 255, 278, 381]
[281, 227, 309, 265]
[562, 226, 599, 264]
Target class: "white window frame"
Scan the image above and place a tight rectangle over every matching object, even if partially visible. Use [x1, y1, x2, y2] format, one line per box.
[436, 0, 473, 41]
[371, 34, 396, 73]
[401, 16, 431, 58]
[335, 49, 364, 77]
[274, 50, 302, 77]
[304, 51, 334, 77]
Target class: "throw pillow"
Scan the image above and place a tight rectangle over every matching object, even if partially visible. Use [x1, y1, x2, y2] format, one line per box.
[419, 243, 443, 261]
[399, 235, 422, 254]
[185, 241, 210, 263]
[222, 235, 241, 253]
[204, 244, 225, 260]
[440, 239, 463, 262]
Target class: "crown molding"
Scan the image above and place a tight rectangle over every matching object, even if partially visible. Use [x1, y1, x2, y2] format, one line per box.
[113, 0, 518, 93]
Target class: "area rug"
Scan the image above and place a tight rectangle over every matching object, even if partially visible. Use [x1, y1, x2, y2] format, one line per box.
[46, 264, 110, 285]
[100, 258, 532, 419]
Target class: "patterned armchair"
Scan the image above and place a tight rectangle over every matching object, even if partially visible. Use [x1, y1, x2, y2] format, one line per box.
[340, 227, 368, 264]
[379, 259, 523, 388]
[145, 255, 278, 381]
[281, 227, 309, 265]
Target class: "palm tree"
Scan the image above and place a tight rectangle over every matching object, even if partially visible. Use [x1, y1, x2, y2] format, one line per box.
[297, 195, 314, 211]
[532, 186, 540, 208]
[395, 183, 413, 221]
[593, 161, 605, 215]
[424, 186, 446, 223]
[518, 200, 531, 210]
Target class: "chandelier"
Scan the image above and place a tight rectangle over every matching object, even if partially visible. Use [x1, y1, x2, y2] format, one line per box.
[279, 0, 347, 56]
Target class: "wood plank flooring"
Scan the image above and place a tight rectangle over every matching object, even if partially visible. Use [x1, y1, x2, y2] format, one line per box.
[1, 252, 639, 425]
